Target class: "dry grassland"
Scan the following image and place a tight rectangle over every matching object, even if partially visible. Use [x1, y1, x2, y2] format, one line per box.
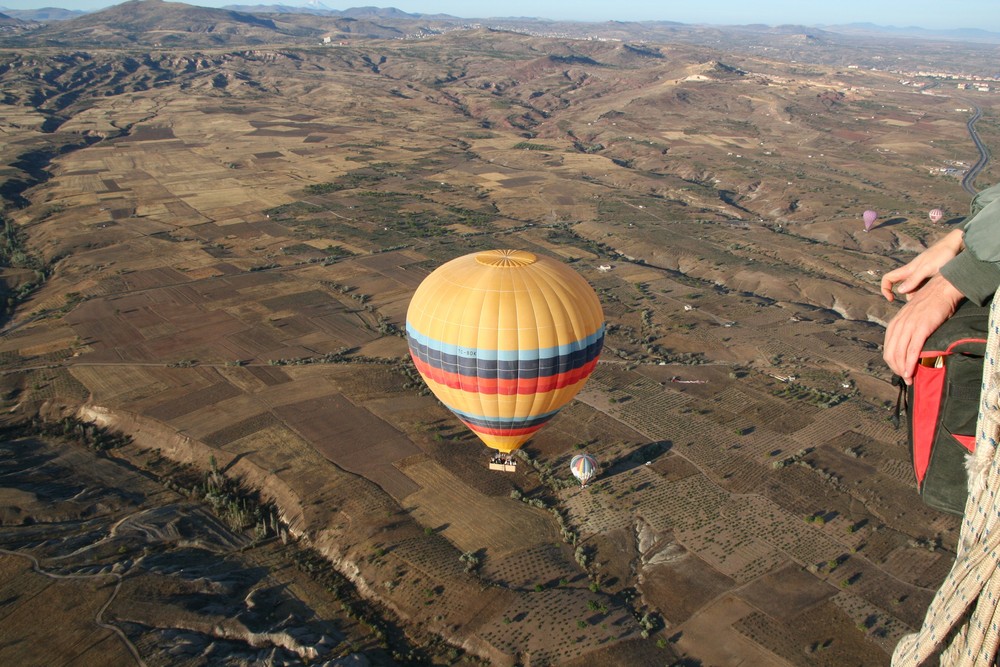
[0, 555, 133, 666]
[400, 458, 557, 556]
[675, 595, 792, 666]
[2, 29, 994, 665]
[479, 587, 640, 665]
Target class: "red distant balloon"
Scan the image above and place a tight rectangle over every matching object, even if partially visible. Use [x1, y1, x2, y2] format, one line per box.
[929, 208, 944, 223]
[863, 209, 878, 231]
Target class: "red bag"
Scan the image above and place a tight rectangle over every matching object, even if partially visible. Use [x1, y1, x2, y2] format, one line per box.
[895, 300, 988, 515]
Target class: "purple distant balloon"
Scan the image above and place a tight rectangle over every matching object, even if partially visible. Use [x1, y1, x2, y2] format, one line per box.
[929, 208, 943, 223]
[863, 209, 878, 231]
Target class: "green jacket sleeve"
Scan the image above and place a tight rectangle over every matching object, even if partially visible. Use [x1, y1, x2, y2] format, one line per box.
[939, 183, 1000, 305]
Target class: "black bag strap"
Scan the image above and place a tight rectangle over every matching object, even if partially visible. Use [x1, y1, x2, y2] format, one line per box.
[891, 374, 907, 429]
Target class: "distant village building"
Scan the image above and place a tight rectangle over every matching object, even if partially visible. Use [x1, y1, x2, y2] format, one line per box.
[597, 264, 612, 272]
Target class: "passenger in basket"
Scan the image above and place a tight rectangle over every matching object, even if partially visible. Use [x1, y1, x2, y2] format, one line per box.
[882, 182, 1000, 384]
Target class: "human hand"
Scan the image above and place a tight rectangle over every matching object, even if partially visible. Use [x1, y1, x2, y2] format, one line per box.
[880, 229, 965, 302]
[882, 274, 965, 384]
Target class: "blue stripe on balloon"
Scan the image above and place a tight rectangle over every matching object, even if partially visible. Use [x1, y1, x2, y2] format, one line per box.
[407, 334, 603, 380]
[448, 405, 561, 428]
[405, 322, 605, 362]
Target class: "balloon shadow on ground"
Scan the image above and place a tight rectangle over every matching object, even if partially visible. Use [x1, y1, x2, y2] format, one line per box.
[875, 217, 907, 229]
[603, 440, 672, 476]
[220, 451, 255, 474]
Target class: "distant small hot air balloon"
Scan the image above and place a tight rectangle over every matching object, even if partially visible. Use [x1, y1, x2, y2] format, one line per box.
[406, 250, 605, 470]
[570, 453, 599, 486]
[929, 208, 944, 223]
[863, 209, 878, 232]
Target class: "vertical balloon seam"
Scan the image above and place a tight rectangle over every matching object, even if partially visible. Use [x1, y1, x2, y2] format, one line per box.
[516, 264, 542, 444]
[544, 265, 580, 425]
[476, 257, 523, 448]
[508, 260, 528, 438]
[435, 263, 464, 415]
[525, 261, 560, 444]
[538, 261, 598, 438]
[526, 262, 570, 438]
[412, 273, 439, 413]
[506, 258, 583, 446]
[507, 258, 544, 449]
[438, 260, 479, 437]
[500, 262, 526, 447]
[462, 260, 480, 436]
[476, 258, 501, 442]
[498, 261, 514, 436]
[419, 266, 447, 426]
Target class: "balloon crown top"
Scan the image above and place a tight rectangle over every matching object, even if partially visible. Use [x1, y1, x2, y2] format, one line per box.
[475, 249, 537, 267]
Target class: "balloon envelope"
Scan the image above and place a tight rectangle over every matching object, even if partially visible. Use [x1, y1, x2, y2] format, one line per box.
[570, 453, 598, 486]
[863, 209, 878, 231]
[406, 250, 605, 454]
[929, 208, 943, 223]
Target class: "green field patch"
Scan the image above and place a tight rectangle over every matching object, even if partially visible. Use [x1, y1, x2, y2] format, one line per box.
[513, 142, 557, 151]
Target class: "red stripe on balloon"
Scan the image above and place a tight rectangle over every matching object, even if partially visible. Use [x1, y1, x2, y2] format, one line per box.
[461, 420, 547, 437]
[411, 355, 598, 395]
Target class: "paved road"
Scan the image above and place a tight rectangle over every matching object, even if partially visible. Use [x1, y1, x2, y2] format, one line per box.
[962, 104, 988, 195]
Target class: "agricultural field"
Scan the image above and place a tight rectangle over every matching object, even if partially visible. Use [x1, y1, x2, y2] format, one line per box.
[1, 10, 996, 665]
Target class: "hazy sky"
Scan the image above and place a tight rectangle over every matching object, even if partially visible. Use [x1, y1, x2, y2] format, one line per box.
[1, 0, 997, 32]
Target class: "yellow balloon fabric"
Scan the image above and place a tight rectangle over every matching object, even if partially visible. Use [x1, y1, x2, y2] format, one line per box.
[406, 250, 605, 453]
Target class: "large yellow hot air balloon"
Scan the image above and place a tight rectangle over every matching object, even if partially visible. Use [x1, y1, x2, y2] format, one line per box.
[406, 250, 605, 462]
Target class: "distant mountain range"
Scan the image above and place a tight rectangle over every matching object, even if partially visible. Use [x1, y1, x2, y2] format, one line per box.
[223, 3, 453, 19]
[0, 2, 438, 21]
[0, 0, 998, 50]
[0, 0, 406, 46]
[0, 6, 85, 20]
[818, 21, 1000, 44]
[0, 2, 998, 43]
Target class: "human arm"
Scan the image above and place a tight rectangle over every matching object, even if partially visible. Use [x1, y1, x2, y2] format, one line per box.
[882, 183, 1000, 382]
[939, 188, 1000, 305]
[880, 228, 964, 301]
[882, 274, 965, 384]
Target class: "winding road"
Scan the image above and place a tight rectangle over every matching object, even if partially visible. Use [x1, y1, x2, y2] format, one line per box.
[0, 548, 146, 667]
[962, 104, 989, 195]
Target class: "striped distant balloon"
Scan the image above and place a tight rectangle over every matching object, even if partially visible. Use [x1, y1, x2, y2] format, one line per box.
[570, 453, 599, 486]
[406, 250, 605, 454]
[929, 208, 944, 223]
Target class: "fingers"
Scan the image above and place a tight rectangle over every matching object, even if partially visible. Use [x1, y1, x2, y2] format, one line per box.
[888, 326, 923, 384]
[883, 311, 932, 384]
[880, 275, 896, 301]
[879, 233, 964, 302]
[881, 275, 964, 383]
[883, 315, 911, 382]
[881, 266, 911, 301]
